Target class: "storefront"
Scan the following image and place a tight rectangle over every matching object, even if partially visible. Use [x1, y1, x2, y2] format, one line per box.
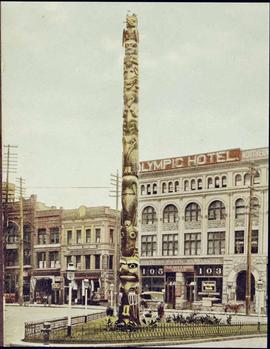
[140, 266, 164, 292]
[194, 264, 223, 304]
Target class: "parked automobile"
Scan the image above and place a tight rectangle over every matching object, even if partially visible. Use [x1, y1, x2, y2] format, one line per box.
[140, 291, 165, 310]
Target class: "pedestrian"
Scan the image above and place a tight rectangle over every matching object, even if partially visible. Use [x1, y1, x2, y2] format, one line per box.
[48, 294, 52, 307]
[157, 301, 164, 320]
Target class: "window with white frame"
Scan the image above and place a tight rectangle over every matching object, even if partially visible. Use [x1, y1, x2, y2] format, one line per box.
[163, 205, 178, 223]
[207, 231, 225, 255]
[142, 206, 156, 224]
[162, 234, 178, 256]
[184, 233, 201, 255]
[185, 202, 201, 222]
[235, 174, 242, 186]
[235, 198, 245, 219]
[235, 231, 244, 254]
[141, 235, 157, 256]
[208, 200, 225, 220]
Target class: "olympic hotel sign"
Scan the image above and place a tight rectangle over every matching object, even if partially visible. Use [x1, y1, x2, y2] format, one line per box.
[140, 148, 241, 173]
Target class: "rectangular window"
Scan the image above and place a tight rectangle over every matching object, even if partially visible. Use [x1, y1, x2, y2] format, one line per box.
[67, 230, 72, 245]
[85, 255, 91, 269]
[6, 250, 18, 266]
[50, 227, 60, 244]
[141, 235, 157, 257]
[108, 255, 113, 269]
[23, 249, 31, 265]
[37, 252, 46, 268]
[75, 255, 81, 269]
[66, 255, 72, 268]
[207, 231, 225, 255]
[37, 229, 46, 244]
[184, 233, 201, 255]
[110, 229, 114, 243]
[49, 251, 60, 268]
[162, 234, 178, 256]
[95, 255, 100, 269]
[235, 231, 244, 254]
[95, 229, 101, 243]
[86, 229, 91, 243]
[76, 230, 82, 244]
[251, 230, 258, 254]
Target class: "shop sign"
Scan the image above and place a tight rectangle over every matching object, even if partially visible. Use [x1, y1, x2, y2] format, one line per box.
[164, 265, 194, 273]
[195, 265, 223, 276]
[141, 266, 164, 277]
[202, 281, 216, 293]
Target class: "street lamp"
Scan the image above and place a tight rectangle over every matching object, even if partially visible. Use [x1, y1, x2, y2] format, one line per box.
[257, 279, 263, 331]
[83, 279, 89, 318]
[66, 262, 76, 337]
[110, 283, 114, 308]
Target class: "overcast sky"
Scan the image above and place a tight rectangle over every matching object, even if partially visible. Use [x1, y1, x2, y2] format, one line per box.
[2, 2, 269, 209]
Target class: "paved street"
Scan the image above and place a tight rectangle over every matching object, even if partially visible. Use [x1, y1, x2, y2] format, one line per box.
[157, 336, 268, 348]
[4, 304, 105, 346]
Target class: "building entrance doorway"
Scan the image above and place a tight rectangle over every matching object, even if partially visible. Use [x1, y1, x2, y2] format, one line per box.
[236, 270, 255, 301]
[185, 273, 195, 307]
[165, 272, 176, 309]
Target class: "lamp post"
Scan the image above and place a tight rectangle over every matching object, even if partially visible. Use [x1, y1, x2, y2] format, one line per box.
[110, 283, 114, 308]
[257, 279, 263, 331]
[66, 263, 76, 337]
[83, 279, 89, 318]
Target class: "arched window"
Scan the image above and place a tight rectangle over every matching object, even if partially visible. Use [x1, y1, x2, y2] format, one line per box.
[185, 203, 201, 222]
[254, 171, 260, 185]
[168, 182, 173, 193]
[175, 181, 179, 192]
[191, 179, 196, 191]
[208, 200, 226, 220]
[141, 185, 145, 195]
[251, 197, 260, 217]
[184, 180, 189, 191]
[214, 176, 220, 188]
[207, 177, 213, 189]
[244, 173, 251, 186]
[162, 182, 167, 193]
[221, 176, 227, 188]
[197, 178, 202, 190]
[163, 204, 178, 223]
[147, 184, 151, 195]
[142, 206, 156, 225]
[235, 174, 242, 186]
[235, 198, 245, 219]
[152, 183, 157, 194]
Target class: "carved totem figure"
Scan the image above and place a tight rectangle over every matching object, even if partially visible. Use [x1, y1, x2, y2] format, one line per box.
[118, 13, 140, 326]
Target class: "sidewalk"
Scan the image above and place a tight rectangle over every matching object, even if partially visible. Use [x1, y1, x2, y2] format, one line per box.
[9, 334, 267, 347]
[6, 303, 106, 311]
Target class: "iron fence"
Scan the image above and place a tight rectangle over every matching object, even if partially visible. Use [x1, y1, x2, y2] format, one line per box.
[24, 319, 267, 344]
[24, 311, 106, 339]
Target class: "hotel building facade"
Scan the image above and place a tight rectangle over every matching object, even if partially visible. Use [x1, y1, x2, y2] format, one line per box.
[138, 147, 268, 313]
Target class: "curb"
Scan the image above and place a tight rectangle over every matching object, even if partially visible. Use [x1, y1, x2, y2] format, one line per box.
[9, 334, 267, 347]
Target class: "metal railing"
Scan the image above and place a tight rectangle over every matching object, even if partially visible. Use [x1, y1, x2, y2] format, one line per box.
[24, 319, 267, 344]
[24, 311, 106, 340]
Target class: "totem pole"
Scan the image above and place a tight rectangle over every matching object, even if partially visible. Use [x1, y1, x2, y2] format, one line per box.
[117, 13, 140, 326]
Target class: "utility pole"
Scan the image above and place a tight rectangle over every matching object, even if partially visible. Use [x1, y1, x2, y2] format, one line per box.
[3, 145, 18, 225]
[110, 171, 121, 312]
[16, 177, 25, 306]
[246, 164, 258, 315]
